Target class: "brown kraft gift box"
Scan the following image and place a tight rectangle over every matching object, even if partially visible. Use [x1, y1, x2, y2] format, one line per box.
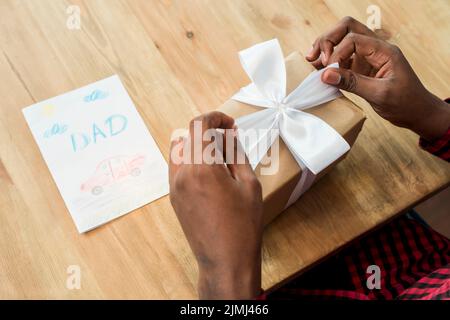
[219, 51, 366, 225]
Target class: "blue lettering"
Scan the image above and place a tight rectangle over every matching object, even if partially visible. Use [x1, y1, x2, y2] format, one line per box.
[106, 114, 128, 136]
[68, 114, 127, 152]
[71, 133, 90, 152]
[92, 123, 107, 143]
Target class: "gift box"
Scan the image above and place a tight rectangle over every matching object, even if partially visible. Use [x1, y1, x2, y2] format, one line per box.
[218, 41, 366, 225]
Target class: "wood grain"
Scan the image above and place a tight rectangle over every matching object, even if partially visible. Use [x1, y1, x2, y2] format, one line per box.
[0, 0, 449, 299]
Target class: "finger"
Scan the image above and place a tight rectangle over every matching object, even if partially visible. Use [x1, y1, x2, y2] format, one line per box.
[189, 111, 235, 134]
[223, 128, 254, 182]
[188, 111, 235, 163]
[189, 111, 235, 148]
[322, 67, 382, 102]
[328, 33, 391, 69]
[318, 38, 335, 66]
[323, 16, 376, 48]
[168, 136, 185, 185]
[311, 54, 325, 70]
[307, 17, 377, 66]
[305, 39, 321, 61]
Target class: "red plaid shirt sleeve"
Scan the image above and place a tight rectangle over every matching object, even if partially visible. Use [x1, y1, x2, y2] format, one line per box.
[398, 265, 450, 300]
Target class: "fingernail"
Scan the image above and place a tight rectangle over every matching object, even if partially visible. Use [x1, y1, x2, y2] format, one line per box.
[306, 46, 313, 58]
[324, 70, 341, 85]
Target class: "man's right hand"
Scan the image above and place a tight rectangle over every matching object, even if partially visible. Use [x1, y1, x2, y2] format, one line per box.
[306, 16, 450, 141]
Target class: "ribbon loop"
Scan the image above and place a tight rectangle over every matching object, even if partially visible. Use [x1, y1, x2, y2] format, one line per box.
[237, 38, 286, 103]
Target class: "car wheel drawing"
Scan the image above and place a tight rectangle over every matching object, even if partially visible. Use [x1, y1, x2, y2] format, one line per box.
[91, 186, 103, 196]
[130, 168, 141, 177]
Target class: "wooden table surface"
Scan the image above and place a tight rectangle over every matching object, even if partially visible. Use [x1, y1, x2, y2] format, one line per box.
[0, 0, 449, 299]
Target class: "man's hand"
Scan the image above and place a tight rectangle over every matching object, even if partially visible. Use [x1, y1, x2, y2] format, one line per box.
[169, 111, 263, 300]
[306, 16, 450, 141]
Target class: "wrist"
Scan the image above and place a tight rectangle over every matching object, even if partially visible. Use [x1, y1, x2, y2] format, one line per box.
[198, 257, 261, 300]
[411, 93, 450, 141]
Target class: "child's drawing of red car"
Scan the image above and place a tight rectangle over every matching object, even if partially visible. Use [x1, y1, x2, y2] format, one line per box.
[80, 154, 145, 195]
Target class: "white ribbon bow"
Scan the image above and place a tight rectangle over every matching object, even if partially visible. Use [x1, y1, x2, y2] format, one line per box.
[232, 39, 350, 204]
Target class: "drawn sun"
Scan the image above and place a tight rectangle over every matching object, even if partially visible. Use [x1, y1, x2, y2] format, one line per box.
[41, 104, 55, 117]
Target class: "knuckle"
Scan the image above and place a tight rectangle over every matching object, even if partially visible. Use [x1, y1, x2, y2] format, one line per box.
[319, 36, 328, 47]
[204, 113, 217, 128]
[377, 84, 392, 102]
[208, 111, 225, 120]
[390, 44, 401, 53]
[389, 44, 403, 58]
[342, 16, 355, 25]
[203, 111, 229, 130]
[196, 167, 218, 185]
[346, 32, 358, 42]
[245, 175, 262, 193]
[320, 38, 334, 50]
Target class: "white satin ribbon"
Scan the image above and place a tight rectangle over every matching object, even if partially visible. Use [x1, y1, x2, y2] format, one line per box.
[232, 39, 350, 205]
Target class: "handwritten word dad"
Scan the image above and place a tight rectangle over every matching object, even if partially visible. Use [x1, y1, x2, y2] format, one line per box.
[70, 114, 128, 152]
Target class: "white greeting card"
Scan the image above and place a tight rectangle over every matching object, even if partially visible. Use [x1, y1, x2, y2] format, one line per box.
[23, 75, 169, 233]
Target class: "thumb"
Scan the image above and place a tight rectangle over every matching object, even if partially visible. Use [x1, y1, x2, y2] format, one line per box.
[322, 67, 380, 101]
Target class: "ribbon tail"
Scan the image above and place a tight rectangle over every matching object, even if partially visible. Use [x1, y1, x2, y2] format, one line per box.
[280, 107, 349, 206]
[284, 63, 342, 110]
[284, 164, 316, 209]
[280, 109, 350, 175]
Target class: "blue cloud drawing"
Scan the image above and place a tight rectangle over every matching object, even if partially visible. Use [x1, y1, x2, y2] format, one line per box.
[84, 89, 109, 103]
